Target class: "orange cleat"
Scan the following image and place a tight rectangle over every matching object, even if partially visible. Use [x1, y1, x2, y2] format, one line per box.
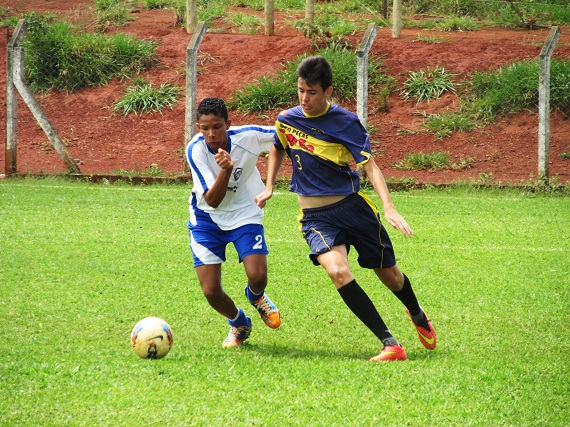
[370, 344, 407, 362]
[407, 308, 437, 350]
[222, 318, 252, 348]
[251, 294, 281, 329]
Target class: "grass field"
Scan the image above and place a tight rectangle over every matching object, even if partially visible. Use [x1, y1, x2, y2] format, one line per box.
[1, 178, 569, 426]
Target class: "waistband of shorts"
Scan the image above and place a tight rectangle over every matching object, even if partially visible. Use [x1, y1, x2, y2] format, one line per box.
[301, 192, 359, 214]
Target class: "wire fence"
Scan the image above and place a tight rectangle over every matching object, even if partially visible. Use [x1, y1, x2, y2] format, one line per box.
[3, 5, 569, 180]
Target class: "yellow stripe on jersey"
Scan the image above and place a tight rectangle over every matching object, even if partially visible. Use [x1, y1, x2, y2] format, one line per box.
[276, 121, 353, 166]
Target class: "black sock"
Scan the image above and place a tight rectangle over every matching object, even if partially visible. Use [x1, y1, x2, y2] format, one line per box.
[392, 274, 421, 315]
[393, 274, 430, 330]
[338, 280, 394, 343]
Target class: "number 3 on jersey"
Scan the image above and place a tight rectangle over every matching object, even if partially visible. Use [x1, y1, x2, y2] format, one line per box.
[294, 154, 303, 170]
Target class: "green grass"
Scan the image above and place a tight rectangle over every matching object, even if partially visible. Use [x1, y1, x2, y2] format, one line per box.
[113, 78, 182, 116]
[393, 151, 452, 170]
[21, 12, 158, 92]
[468, 59, 570, 123]
[1, 178, 569, 426]
[229, 45, 393, 113]
[400, 66, 457, 104]
[422, 110, 476, 139]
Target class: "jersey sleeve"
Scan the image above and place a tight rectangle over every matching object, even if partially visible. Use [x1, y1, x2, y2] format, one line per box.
[186, 137, 214, 195]
[274, 119, 288, 151]
[253, 125, 276, 153]
[339, 113, 372, 166]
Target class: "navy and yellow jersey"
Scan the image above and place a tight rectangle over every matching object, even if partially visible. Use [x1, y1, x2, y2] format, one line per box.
[274, 103, 372, 196]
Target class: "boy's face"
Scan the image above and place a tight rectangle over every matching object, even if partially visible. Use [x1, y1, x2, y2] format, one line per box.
[297, 78, 333, 116]
[196, 114, 231, 152]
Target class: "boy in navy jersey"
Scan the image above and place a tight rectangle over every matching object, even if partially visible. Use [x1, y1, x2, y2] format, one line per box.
[256, 56, 436, 361]
[186, 98, 281, 348]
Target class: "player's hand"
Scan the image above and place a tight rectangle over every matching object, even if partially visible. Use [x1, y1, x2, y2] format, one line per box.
[215, 148, 233, 170]
[255, 188, 273, 208]
[385, 208, 413, 237]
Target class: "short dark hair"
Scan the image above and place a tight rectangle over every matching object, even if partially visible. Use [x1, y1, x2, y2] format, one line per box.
[296, 56, 333, 92]
[197, 97, 228, 121]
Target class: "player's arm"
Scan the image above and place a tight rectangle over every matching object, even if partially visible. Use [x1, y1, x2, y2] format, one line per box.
[362, 158, 413, 237]
[255, 145, 285, 208]
[204, 148, 233, 208]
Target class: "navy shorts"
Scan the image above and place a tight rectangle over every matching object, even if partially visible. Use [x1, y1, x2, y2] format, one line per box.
[188, 223, 268, 267]
[299, 192, 396, 269]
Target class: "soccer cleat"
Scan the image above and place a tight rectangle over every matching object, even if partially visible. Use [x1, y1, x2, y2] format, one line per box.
[222, 317, 252, 348]
[407, 308, 437, 350]
[369, 344, 407, 362]
[249, 293, 281, 329]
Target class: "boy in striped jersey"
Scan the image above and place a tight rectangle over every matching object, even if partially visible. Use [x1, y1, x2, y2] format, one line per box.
[186, 98, 281, 348]
[255, 56, 436, 361]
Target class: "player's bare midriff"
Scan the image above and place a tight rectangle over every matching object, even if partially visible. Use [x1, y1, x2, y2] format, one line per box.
[297, 194, 348, 209]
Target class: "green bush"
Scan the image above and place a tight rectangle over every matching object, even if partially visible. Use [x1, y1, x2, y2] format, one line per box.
[113, 79, 182, 116]
[22, 13, 158, 92]
[400, 66, 457, 104]
[394, 151, 452, 170]
[467, 59, 570, 122]
[229, 46, 392, 113]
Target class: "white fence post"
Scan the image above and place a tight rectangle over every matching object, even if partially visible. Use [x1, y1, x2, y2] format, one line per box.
[5, 20, 26, 176]
[6, 19, 80, 174]
[265, 0, 274, 36]
[392, 0, 402, 38]
[357, 23, 378, 129]
[305, 0, 315, 23]
[186, 0, 197, 33]
[538, 26, 561, 179]
[185, 22, 208, 149]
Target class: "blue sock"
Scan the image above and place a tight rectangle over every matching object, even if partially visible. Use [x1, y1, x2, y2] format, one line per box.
[245, 285, 263, 304]
[228, 308, 248, 327]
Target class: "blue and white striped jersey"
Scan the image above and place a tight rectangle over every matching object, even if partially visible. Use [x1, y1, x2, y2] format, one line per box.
[186, 125, 275, 231]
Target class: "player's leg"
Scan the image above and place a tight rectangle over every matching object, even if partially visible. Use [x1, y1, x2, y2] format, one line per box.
[301, 199, 405, 361]
[195, 263, 236, 318]
[195, 263, 252, 348]
[348, 194, 437, 352]
[234, 224, 281, 329]
[317, 246, 406, 361]
[374, 265, 437, 350]
[190, 227, 251, 347]
[242, 254, 281, 329]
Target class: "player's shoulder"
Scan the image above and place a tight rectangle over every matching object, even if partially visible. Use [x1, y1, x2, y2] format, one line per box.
[228, 125, 275, 135]
[277, 105, 303, 120]
[186, 133, 205, 152]
[329, 103, 358, 119]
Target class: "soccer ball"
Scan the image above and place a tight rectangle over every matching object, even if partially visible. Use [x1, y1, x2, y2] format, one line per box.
[131, 317, 173, 359]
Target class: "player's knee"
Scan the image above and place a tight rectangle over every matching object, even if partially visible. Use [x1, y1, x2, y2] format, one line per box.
[327, 264, 351, 287]
[202, 286, 223, 301]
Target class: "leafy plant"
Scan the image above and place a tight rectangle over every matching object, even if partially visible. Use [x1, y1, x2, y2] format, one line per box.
[93, 0, 132, 31]
[294, 19, 353, 51]
[422, 110, 476, 139]
[142, 0, 172, 10]
[466, 59, 570, 123]
[393, 151, 452, 170]
[22, 13, 158, 92]
[414, 33, 442, 43]
[229, 45, 391, 113]
[435, 16, 478, 31]
[113, 79, 182, 116]
[400, 66, 457, 104]
[225, 12, 264, 34]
